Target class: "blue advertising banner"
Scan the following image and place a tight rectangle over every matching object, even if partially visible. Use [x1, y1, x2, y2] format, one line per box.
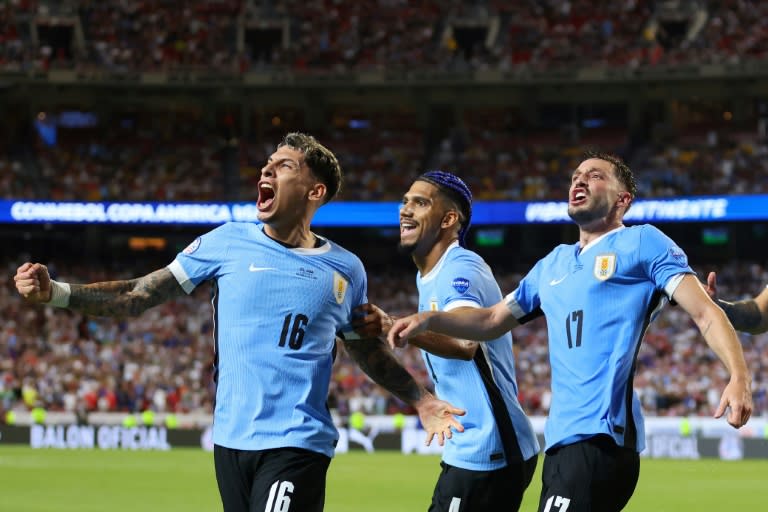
[1, 195, 766, 226]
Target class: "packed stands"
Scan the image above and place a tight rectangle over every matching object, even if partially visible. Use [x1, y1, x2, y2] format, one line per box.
[4, 118, 766, 201]
[3, 1, 767, 73]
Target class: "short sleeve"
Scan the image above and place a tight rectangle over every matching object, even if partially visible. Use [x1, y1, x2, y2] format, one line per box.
[639, 225, 694, 298]
[434, 254, 487, 311]
[506, 259, 544, 322]
[168, 224, 230, 294]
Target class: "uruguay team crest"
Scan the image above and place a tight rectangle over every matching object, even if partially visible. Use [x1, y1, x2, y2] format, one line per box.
[429, 299, 439, 311]
[333, 271, 348, 304]
[593, 253, 616, 281]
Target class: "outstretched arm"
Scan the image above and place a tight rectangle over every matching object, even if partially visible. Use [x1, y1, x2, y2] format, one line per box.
[351, 303, 477, 360]
[387, 300, 518, 349]
[706, 272, 768, 334]
[15, 262, 185, 317]
[674, 274, 753, 428]
[341, 337, 465, 446]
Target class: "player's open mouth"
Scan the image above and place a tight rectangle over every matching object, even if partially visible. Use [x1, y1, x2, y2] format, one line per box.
[258, 182, 275, 211]
[400, 221, 418, 236]
[570, 189, 587, 206]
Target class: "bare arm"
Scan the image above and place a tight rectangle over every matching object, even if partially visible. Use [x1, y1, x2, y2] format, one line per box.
[341, 337, 465, 445]
[343, 337, 435, 406]
[673, 274, 753, 428]
[388, 300, 518, 348]
[351, 303, 477, 360]
[69, 268, 185, 317]
[407, 332, 478, 360]
[706, 272, 768, 334]
[15, 262, 185, 317]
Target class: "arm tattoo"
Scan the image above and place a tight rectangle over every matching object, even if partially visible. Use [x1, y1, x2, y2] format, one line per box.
[344, 339, 423, 405]
[718, 299, 762, 331]
[69, 268, 185, 317]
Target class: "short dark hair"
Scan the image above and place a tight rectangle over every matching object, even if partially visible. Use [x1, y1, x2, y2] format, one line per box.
[416, 170, 473, 247]
[279, 132, 343, 203]
[583, 150, 637, 199]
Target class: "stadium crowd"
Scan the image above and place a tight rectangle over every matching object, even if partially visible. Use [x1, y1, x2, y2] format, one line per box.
[4, 119, 767, 202]
[2, 257, 766, 423]
[3, 1, 768, 73]
[0, 103, 768, 201]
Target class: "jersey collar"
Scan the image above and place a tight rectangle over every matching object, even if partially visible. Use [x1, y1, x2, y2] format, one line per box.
[578, 225, 625, 255]
[419, 241, 461, 283]
[258, 224, 332, 255]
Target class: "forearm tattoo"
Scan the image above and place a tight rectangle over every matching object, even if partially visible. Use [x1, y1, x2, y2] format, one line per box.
[344, 339, 423, 405]
[718, 299, 762, 331]
[69, 268, 184, 317]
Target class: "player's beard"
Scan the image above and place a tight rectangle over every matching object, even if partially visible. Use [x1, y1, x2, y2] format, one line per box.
[567, 197, 611, 225]
[397, 240, 417, 255]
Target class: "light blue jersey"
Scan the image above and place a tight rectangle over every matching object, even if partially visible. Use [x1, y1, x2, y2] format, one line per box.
[418, 242, 539, 470]
[168, 222, 366, 457]
[505, 225, 693, 452]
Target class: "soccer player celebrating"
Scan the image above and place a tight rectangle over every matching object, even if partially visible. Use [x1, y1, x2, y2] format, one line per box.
[14, 132, 465, 512]
[353, 171, 539, 512]
[388, 153, 753, 512]
[706, 272, 768, 334]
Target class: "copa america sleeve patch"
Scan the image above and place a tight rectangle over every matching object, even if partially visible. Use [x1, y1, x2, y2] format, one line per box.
[668, 246, 688, 266]
[182, 237, 201, 254]
[451, 277, 470, 294]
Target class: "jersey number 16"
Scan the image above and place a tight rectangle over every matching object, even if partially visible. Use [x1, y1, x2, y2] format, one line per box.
[279, 313, 309, 350]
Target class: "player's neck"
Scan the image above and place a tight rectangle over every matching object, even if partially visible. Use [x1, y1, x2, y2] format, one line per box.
[263, 223, 317, 249]
[414, 237, 457, 275]
[578, 219, 624, 247]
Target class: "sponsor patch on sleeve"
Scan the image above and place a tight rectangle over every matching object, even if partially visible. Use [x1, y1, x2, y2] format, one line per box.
[451, 277, 470, 294]
[668, 246, 688, 266]
[182, 237, 201, 255]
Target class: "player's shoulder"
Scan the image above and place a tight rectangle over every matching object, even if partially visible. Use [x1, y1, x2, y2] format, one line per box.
[625, 223, 678, 247]
[322, 236, 365, 270]
[207, 221, 258, 237]
[181, 222, 245, 254]
[442, 245, 490, 271]
[544, 242, 576, 261]
[624, 223, 663, 238]
[446, 245, 485, 265]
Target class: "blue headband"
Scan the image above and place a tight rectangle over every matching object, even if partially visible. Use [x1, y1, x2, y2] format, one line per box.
[417, 170, 473, 247]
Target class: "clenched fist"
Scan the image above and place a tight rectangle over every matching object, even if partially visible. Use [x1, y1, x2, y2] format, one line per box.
[14, 262, 53, 303]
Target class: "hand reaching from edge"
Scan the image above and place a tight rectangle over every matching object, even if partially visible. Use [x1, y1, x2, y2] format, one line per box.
[387, 312, 434, 349]
[351, 303, 394, 339]
[705, 271, 719, 301]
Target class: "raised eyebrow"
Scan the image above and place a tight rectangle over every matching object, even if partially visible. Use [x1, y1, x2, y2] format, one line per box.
[267, 156, 299, 166]
[572, 167, 603, 177]
[403, 193, 431, 203]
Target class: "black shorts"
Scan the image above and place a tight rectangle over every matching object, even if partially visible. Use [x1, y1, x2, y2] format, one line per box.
[428, 455, 538, 512]
[538, 435, 640, 512]
[214, 444, 331, 512]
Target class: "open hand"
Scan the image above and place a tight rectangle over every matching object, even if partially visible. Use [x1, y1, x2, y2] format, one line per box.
[414, 393, 465, 447]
